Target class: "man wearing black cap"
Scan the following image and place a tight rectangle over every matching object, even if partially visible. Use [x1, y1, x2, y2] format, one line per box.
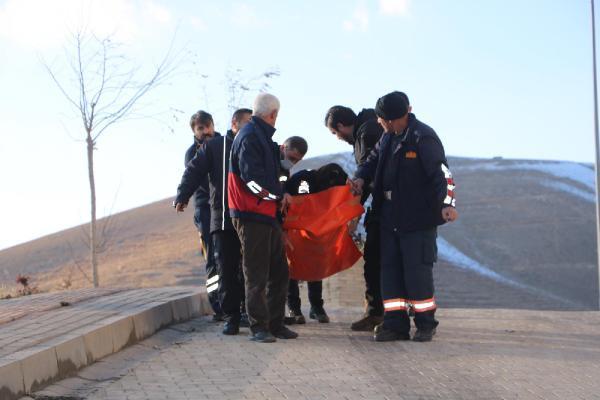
[324, 105, 385, 332]
[352, 92, 458, 342]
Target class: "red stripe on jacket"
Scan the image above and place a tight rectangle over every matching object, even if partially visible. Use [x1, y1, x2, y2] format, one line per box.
[228, 172, 277, 219]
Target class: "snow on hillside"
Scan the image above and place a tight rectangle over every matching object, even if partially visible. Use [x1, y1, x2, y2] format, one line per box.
[436, 236, 581, 307]
[457, 160, 595, 202]
[456, 160, 594, 188]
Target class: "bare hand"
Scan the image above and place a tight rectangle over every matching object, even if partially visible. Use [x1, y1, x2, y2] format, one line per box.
[442, 207, 458, 222]
[349, 178, 364, 196]
[280, 193, 293, 215]
[175, 203, 187, 213]
[347, 217, 360, 233]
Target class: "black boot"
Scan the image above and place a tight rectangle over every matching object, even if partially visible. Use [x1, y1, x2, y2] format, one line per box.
[284, 309, 306, 325]
[271, 326, 298, 339]
[222, 321, 239, 335]
[309, 306, 330, 323]
[373, 325, 410, 342]
[413, 328, 436, 342]
[351, 315, 383, 331]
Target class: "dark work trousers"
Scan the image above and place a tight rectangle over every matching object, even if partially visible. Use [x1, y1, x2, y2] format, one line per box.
[287, 280, 323, 312]
[380, 203, 439, 332]
[232, 218, 289, 334]
[194, 203, 221, 315]
[212, 229, 245, 323]
[363, 211, 384, 317]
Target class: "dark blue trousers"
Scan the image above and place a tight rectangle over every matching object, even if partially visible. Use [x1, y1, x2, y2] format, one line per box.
[287, 280, 323, 312]
[194, 203, 221, 315]
[380, 203, 439, 332]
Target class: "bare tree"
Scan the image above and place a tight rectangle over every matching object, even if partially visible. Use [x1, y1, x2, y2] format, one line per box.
[42, 30, 183, 287]
[223, 66, 280, 114]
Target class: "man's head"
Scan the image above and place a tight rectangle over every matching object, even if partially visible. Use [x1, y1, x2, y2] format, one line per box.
[324, 106, 356, 144]
[189, 110, 215, 141]
[281, 136, 308, 166]
[253, 93, 280, 127]
[231, 108, 253, 134]
[375, 91, 412, 134]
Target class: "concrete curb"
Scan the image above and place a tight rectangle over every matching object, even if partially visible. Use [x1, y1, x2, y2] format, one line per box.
[0, 289, 210, 400]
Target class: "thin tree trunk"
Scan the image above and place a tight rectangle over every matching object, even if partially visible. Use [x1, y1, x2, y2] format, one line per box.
[86, 134, 99, 287]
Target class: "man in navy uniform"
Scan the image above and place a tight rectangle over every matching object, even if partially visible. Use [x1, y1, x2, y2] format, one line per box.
[184, 110, 222, 319]
[175, 108, 252, 335]
[353, 92, 458, 342]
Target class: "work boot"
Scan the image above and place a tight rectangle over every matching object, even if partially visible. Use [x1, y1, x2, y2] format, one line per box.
[212, 312, 225, 322]
[413, 328, 436, 342]
[271, 326, 299, 339]
[373, 325, 410, 342]
[250, 330, 277, 343]
[309, 306, 330, 323]
[240, 313, 250, 328]
[350, 315, 383, 331]
[284, 309, 306, 325]
[222, 321, 239, 335]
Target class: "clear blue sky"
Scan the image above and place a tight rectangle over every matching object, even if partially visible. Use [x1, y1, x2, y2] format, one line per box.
[0, 0, 596, 250]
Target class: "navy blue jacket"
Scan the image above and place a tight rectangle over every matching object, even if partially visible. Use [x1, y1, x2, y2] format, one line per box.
[177, 131, 235, 233]
[356, 114, 456, 232]
[184, 134, 221, 208]
[228, 116, 283, 224]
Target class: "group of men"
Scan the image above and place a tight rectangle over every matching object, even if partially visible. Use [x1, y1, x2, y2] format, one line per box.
[174, 90, 457, 343]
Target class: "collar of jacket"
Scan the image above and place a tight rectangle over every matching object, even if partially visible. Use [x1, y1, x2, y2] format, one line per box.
[226, 129, 235, 140]
[193, 131, 222, 147]
[351, 108, 377, 145]
[397, 113, 417, 143]
[252, 116, 276, 138]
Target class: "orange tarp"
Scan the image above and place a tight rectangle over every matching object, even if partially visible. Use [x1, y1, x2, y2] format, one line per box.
[283, 184, 364, 281]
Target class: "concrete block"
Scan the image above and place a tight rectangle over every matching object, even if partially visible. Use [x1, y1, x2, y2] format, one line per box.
[170, 297, 192, 322]
[19, 345, 59, 394]
[110, 316, 136, 352]
[82, 323, 114, 363]
[54, 336, 88, 379]
[0, 360, 25, 400]
[189, 293, 204, 316]
[189, 292, 211, 316]
[132, 302, 173, 341]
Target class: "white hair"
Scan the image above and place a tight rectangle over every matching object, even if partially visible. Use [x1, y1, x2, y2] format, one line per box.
[253, 93, 280, 117]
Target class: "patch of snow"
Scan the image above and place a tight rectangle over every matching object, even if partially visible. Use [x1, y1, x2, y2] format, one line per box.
[539, 180, 595, 203]
[457, 161, 595, 190]
[437, 236, 581, 307]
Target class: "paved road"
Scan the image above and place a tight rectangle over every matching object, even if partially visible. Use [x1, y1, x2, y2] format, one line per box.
[30, 306, 600, 400]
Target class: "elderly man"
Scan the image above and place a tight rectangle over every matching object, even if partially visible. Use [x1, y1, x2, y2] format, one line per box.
[353, 91, 458, 342]
[228, 93, 297, 343]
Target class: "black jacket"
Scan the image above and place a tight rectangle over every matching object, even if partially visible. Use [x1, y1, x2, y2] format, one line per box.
[285, 163, 348, 195]
[184, 134, 221, 207]
[228, 116, 283, 224]
[352, 109, 384, 204]
[356, 114, 456, 232]
[177, 131, 233, 233]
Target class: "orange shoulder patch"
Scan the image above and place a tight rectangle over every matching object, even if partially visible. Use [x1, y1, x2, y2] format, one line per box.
[405, 151, 417, 159]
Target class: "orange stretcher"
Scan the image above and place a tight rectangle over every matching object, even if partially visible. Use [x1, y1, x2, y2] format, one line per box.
[283, 184, 364, 281]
